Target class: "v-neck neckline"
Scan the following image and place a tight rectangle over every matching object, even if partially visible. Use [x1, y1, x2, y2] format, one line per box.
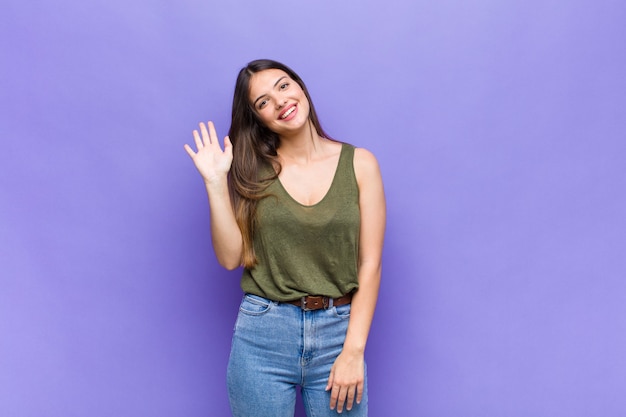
[274, 143, 346, 208]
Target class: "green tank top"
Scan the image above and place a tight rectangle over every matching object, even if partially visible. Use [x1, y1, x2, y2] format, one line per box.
[240, 143, 360, 301]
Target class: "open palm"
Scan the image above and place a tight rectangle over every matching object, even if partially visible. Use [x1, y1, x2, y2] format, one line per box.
[184, 121, 233, 184]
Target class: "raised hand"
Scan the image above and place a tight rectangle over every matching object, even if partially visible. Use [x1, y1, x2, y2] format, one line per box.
[184, 121, 233, 184]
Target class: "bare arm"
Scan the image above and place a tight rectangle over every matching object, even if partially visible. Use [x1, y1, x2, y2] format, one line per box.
[184, 121, 243, 269]
[327, 147, 386, 413]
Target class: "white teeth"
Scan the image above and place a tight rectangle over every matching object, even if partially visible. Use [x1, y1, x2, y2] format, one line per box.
[281, 106, 295, 119]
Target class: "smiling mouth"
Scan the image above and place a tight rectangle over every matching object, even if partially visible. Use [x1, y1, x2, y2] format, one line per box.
[280, 105, 296, 119]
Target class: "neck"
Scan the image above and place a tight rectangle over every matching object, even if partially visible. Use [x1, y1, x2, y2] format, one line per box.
[277, 120, 324, 162]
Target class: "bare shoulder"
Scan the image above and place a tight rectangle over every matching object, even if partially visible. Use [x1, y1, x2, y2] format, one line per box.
[353, 146, 378, 163]
[353, 146, 386, 231]
[353, 147, 382, 184]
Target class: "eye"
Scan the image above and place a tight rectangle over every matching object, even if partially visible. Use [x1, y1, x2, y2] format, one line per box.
[257, 99, 268, 109]
[279, 82, 289, 90]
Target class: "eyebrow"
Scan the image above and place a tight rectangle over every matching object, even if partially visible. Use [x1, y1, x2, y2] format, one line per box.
[253, 76, 288, 107]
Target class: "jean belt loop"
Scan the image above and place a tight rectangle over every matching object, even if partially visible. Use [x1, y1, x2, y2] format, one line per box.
[327, 297, 334, 309]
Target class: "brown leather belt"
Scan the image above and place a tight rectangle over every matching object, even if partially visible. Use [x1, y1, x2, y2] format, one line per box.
[286, 293, 352, 311]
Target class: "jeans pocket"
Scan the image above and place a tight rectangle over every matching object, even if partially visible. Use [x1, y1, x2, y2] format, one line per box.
[332, 303, 351, 319]
[239, 294, 273, 316]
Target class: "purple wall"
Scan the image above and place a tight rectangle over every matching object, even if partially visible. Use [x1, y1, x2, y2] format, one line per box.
[2, 1, 625, 416]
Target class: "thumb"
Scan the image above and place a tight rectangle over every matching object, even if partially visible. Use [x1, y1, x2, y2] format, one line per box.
[224, 135, 233, 151]
[325, 368, 335, 391]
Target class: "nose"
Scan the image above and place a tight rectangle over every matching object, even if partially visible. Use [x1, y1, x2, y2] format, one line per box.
[275, 98, 287, 109]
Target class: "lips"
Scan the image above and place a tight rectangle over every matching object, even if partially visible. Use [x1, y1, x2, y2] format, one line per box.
[279, 104, 297, 120]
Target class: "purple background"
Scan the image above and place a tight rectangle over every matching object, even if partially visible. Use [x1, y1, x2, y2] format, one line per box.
[2, 0, 625, 416]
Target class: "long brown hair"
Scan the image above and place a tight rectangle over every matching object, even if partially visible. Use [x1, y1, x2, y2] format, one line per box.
[228, 59, 331, 267]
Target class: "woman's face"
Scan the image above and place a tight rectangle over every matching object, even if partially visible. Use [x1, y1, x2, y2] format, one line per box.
[248, 68, 310, 136]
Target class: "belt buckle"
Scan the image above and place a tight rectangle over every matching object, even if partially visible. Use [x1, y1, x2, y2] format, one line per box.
[301, 296, 329, 311]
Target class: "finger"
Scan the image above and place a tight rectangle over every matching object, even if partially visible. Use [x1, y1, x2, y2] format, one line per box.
[223, 136, 233, 159]
[325, 368, 335, 392]
[193, 129, 203, 150]
[356, 380, 364, 404]
[183, 143, 196, 158]
[345, 385, 356, 411]
[207, 121, 219, 146]
[335, 386, 347, 413]
[329, 385, 340, 411]
[199, 122, 211, 144]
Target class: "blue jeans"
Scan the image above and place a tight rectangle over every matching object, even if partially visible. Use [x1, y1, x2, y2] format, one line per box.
[227, 294, 368, 417]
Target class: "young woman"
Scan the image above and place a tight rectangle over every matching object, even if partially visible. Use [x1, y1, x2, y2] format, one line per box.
[184, 59, 385, 416]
